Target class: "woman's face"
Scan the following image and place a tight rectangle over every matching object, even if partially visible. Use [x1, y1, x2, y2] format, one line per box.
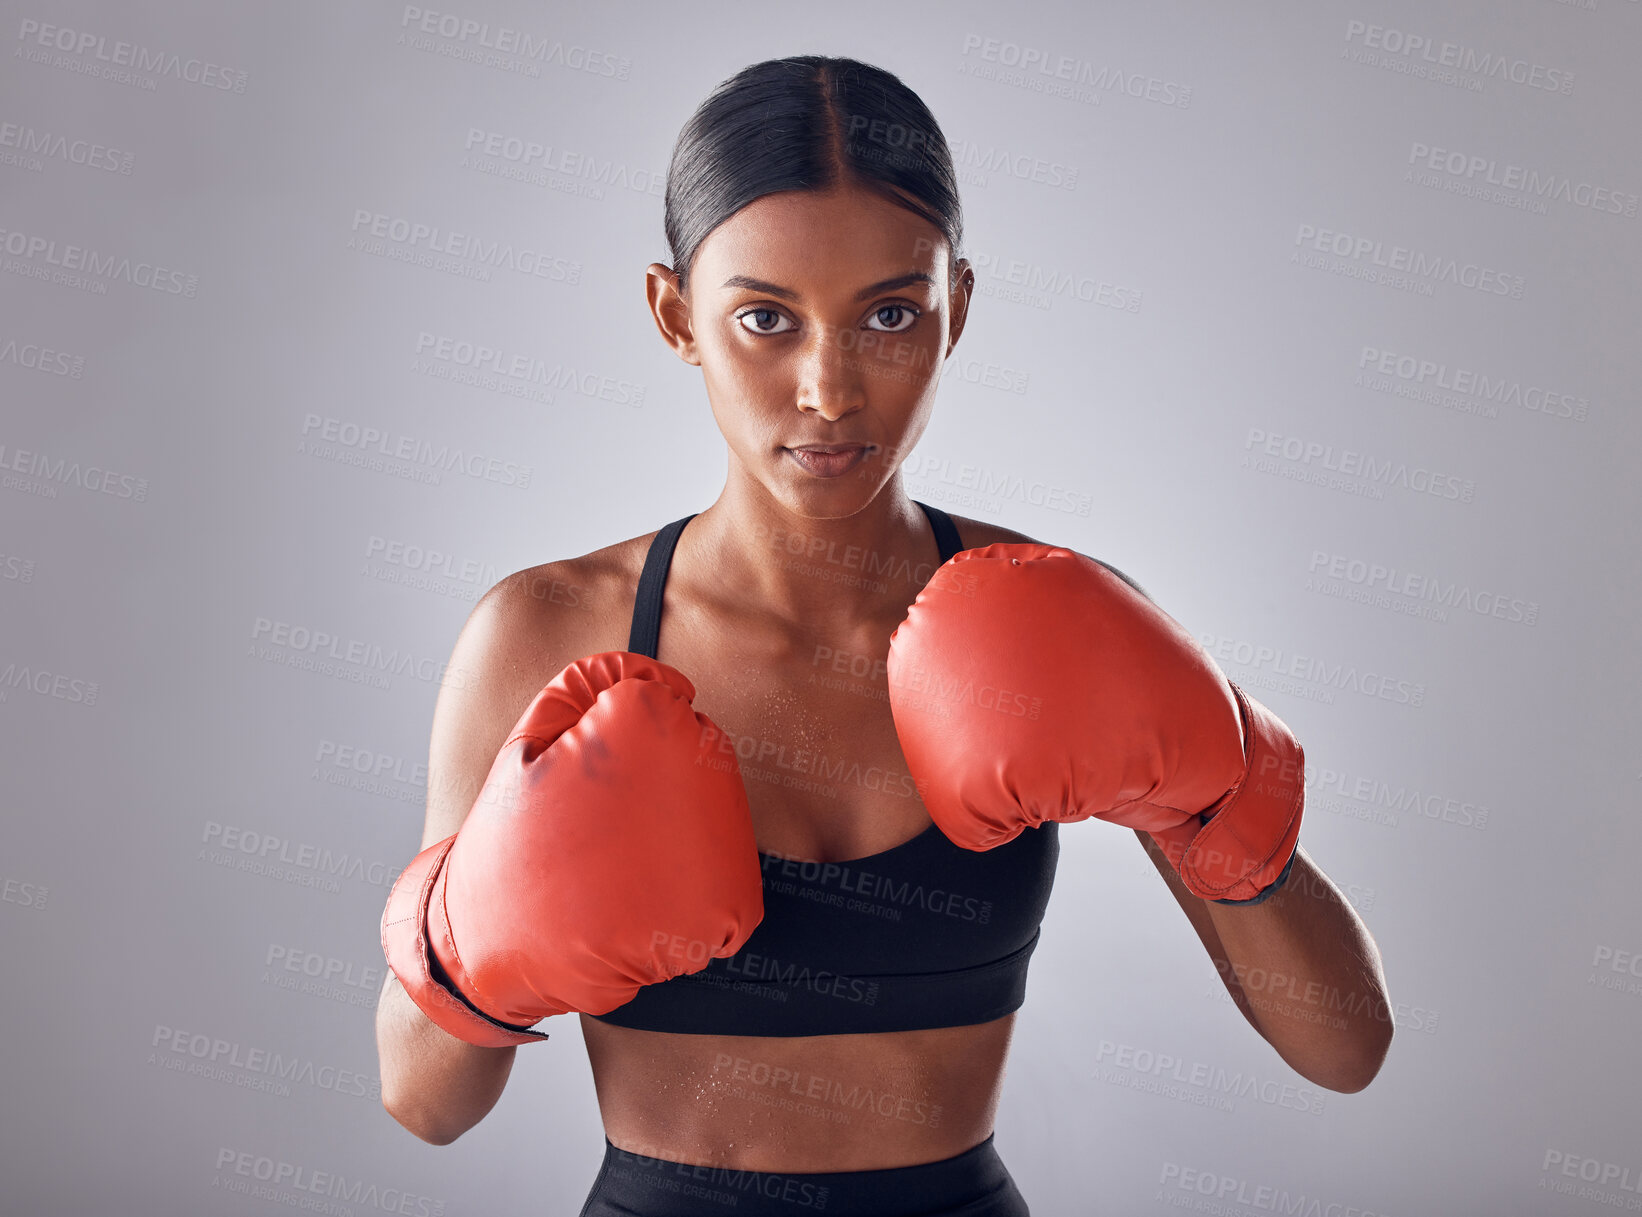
[648, 183, 973, 520]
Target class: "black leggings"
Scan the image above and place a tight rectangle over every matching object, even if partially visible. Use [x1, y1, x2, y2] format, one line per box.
[577, 1133, 1030, 1216]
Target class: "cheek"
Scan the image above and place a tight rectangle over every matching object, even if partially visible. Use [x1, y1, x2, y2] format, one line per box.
[701, 366, 788, 448]
[705, 342, 792, 407]
[859, 329, 940, 385]
[710, 362, 775, 404]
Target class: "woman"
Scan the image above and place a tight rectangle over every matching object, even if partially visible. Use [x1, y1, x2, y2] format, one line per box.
[375, 55, 1392, 1216]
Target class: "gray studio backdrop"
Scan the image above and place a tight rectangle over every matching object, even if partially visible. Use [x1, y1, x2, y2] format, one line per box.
[4, 2, 1639, 1214]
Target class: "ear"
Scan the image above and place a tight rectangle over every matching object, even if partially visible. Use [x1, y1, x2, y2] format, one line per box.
[945, 256, 975, 360]
[646, 262, 700, 366]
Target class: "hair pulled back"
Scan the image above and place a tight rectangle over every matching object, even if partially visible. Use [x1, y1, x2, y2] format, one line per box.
[664, 55, 963, 292]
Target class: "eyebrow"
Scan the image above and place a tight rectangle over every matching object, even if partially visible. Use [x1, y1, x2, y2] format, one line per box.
[718, 271, 935, 303]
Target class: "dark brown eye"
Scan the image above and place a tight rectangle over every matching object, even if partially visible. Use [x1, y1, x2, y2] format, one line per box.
[736, 308, 793, 335]
[867, 305, 918, 333]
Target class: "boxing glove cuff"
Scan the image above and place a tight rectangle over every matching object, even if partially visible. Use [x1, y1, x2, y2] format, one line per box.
[1172, 683, 1305, 904]
[381, 835, 550, 1047]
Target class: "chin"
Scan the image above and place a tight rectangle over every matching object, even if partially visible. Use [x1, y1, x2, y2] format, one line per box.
[775, 471, 887, 521]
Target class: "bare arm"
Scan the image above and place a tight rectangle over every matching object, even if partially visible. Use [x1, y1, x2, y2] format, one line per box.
[375, 575, 562, 1144]
[1138, 831, 1392, 1092]
[376, 974, 516, 1145]
[1088, 550, 1390, 1091]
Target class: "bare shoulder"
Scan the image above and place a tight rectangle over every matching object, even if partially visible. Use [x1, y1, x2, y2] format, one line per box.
[945, 512, 1156, 604]
[416, 528, 659, 847]
[481, 532, 651, 667]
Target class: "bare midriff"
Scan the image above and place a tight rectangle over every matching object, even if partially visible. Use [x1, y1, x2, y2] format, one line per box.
[579, 1012, 1016, 1172]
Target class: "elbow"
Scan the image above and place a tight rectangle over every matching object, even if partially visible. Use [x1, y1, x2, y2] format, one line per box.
[382, 1090, 471, 1146]
[412, 1122, 465, 1148]
[1316, 1020, 1395, 1094]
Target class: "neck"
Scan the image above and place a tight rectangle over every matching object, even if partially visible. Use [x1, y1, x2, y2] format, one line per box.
[684, 466, 942, 626]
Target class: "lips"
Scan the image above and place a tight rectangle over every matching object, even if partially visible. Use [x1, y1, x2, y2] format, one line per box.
[784, 443, 874, 478]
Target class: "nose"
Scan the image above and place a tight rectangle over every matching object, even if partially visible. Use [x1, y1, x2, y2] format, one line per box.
[794, 321, 866, 422]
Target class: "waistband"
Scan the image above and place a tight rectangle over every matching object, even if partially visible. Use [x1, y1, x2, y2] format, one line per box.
[578, 1132, 1028, 1216]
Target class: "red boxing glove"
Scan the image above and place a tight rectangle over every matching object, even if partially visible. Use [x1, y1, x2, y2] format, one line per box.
[381, 652, 764, 1046]
[887, 545, 1303, 903]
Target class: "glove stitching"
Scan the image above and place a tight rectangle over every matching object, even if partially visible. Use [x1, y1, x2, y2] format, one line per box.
[1183, 687, 1304, 899]
[429, 862, 505, 1025]
[398, 839, 548, 1043]
[1189, 774, 1304, 897]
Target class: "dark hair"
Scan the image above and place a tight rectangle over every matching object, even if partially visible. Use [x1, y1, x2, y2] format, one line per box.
[664, 55, 963, 293]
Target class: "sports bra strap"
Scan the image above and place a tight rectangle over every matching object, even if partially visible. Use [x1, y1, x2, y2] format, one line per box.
[915, 500, 964, 564]
[627, 503, 963, 659]
[626, 514, 695, 659]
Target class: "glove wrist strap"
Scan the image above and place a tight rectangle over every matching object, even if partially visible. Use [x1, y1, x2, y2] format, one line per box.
[381, 835, 550, 1047]
[1177, 683, 1306, 903]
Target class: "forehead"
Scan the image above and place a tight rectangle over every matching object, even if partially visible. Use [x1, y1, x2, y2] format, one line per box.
[694, 185, 947, 285]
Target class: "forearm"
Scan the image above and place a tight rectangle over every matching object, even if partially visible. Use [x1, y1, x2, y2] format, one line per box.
[1198, 845, 1392, 1091]
[376, 973, 517, 1144]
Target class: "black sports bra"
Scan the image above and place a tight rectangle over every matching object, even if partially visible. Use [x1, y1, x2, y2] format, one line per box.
[587, 502, 1060, 1036]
